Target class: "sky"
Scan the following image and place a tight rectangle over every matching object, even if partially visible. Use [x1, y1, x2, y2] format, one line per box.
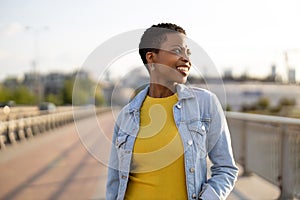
[0, 0, 300, 82]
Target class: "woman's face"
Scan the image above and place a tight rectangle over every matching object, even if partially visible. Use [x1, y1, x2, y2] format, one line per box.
[150, 33, 192, 85]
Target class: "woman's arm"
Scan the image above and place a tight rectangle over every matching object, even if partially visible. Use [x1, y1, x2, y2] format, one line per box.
[106, 124, 120, 200]
[199, 94, 239, 200]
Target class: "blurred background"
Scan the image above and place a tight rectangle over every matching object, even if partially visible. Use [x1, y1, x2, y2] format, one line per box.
[0, 0, 300, 113]
[0, 0, 299, 199]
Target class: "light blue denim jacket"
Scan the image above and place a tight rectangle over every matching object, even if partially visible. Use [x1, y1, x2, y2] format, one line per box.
[106, 84, 238, 200]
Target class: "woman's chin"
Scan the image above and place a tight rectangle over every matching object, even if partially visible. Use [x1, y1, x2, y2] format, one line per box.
[180, 76, 188, 84]
[174, 77, 188, 84]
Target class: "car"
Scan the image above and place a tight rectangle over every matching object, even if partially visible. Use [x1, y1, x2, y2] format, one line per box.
[38, 102, 56, 113]
[0, 100, 15, 107]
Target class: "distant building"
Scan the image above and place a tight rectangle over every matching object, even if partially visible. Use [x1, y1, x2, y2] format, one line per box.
[223, 69, 233, 80]
[264, 65, 277, 82]
[22, 70, 91, 101]
[2, 77, 20, 89]
[271, 65, 276, 80]
[288, 69, 296, 84]
[43, 73, 66, 95]
[23, 73, 39, 92]
[73, 70, 89, 80]
[193, 82, 300, 111]
[23, 72, 43, 101]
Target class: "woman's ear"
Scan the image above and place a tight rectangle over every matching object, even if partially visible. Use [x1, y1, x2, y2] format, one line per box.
[145, 52, 155, 64]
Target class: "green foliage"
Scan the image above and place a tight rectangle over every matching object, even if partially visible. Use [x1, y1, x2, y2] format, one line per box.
[72, 78, 92, 105]
[45, 93, 63, 105]
[62, 79, 74, 105]
[241, 96, 297, 117]
[13, 86, 36, 104]
[0, 71, 106, 106]
[278, 98, 296, 107]
[72, 88, 89, 105]
[225, 104, 232, 111]
[62, 77, 106, 106]
[241, 97, 270, 112]
[95, 86, 105, 106]
[0, 84, 36, 105]
[0, 84, 12, 102]
[256, 97, 270, 110]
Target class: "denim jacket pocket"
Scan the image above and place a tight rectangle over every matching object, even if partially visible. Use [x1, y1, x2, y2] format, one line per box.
[115, 133, 132, 173]
[187, 120, 210, 155]
[115, 134, 129, 149]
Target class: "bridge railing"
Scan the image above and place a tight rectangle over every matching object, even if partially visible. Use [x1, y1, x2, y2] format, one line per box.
[0, 107, 108, 150]
[226, 112, 300, 200]
[0, 106, 77, 121]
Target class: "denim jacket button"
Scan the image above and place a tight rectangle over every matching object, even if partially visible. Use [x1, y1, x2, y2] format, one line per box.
[121, 175, 127, 179]
[190, 167, 195, 173]
[192, 193, 197, 199]
[176, 104, 182, 109]
[201, 125, 205, 131]
[187, 140, 193, 146]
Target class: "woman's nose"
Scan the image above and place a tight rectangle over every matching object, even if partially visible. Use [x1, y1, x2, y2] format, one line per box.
[180, 52, 191, 65]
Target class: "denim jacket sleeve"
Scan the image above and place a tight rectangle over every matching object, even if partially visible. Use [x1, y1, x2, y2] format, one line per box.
[106, 124, 120, 200]
[199, 93, 239, 200]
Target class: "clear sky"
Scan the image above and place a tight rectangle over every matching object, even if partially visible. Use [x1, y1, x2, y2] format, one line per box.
[0, 0, 300, 81]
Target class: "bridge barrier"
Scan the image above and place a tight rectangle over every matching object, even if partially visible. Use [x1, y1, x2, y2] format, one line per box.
[0, 107, 109, 150]
[226, 112, 300, 200]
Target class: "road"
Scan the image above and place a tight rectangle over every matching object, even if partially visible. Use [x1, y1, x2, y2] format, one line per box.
[0, 110, 279, 200]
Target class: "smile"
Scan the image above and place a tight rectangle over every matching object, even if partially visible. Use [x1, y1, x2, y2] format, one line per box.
[176, 66, 190, 76]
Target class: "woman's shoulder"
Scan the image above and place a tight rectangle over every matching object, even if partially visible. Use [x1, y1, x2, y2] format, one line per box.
[188, 85, 216, 98]
[117, 104, 131, 117]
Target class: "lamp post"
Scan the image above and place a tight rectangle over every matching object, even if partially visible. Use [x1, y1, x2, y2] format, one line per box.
[26, 26, 49, 105]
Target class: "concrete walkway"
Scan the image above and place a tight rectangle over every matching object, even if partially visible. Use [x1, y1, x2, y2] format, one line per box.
[228, 168, 280, 200]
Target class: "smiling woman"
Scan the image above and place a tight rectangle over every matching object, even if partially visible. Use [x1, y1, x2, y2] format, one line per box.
[106, 23, 238, 200]
[139, 24, 192, 97]
[145, 34, 191, 95]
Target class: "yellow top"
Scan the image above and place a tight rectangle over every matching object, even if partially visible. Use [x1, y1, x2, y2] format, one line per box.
[125, 94, 188, 200]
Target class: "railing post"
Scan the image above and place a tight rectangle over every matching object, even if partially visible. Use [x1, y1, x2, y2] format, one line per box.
[241, 120, 251, 176]
[8, 120, 17, 145]
[25, 117, 33, 138]
[17, 118, 26, 141]
[0, 122, 7, 150]
[278, 124, 295, 199]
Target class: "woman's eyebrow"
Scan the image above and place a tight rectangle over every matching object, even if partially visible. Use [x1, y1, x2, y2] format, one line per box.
[169, 45, 187, 49]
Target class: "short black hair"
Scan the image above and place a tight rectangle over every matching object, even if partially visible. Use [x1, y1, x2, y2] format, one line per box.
[139, 23, 186, 65]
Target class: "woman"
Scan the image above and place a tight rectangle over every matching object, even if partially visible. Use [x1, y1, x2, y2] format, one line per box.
[106, 23, 238, 200]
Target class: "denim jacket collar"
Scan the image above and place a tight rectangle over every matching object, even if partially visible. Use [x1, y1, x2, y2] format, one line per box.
[127, 84, 195, 114]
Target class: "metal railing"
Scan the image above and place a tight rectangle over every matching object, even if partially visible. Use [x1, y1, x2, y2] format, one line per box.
[0, 107, 108, 150]
[226, 112, 300, 199]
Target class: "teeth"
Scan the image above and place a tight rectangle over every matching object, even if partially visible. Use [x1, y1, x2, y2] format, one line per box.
[177, 67, 189, 72]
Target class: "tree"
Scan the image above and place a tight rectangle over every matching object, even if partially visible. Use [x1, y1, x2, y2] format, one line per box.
[0, 84, 12, 102]
[278, 98, 295, 107]
[13, 86, 36, 105]
[62, 79, 74, 105]
[95, 85, 105, 106]
[256, 97, 270, 110]
[45, 93, 63, 105]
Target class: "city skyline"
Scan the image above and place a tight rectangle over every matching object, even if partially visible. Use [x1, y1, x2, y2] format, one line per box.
[0, 0, 300, 82]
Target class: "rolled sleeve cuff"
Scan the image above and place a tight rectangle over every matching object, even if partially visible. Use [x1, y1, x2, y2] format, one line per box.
[199, 184, 220, 200]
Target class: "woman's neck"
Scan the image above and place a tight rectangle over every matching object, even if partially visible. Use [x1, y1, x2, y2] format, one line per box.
[148, 83, 176, 98]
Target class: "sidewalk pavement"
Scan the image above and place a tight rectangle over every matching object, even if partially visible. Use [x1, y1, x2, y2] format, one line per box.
[228, 172, 280, 200]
